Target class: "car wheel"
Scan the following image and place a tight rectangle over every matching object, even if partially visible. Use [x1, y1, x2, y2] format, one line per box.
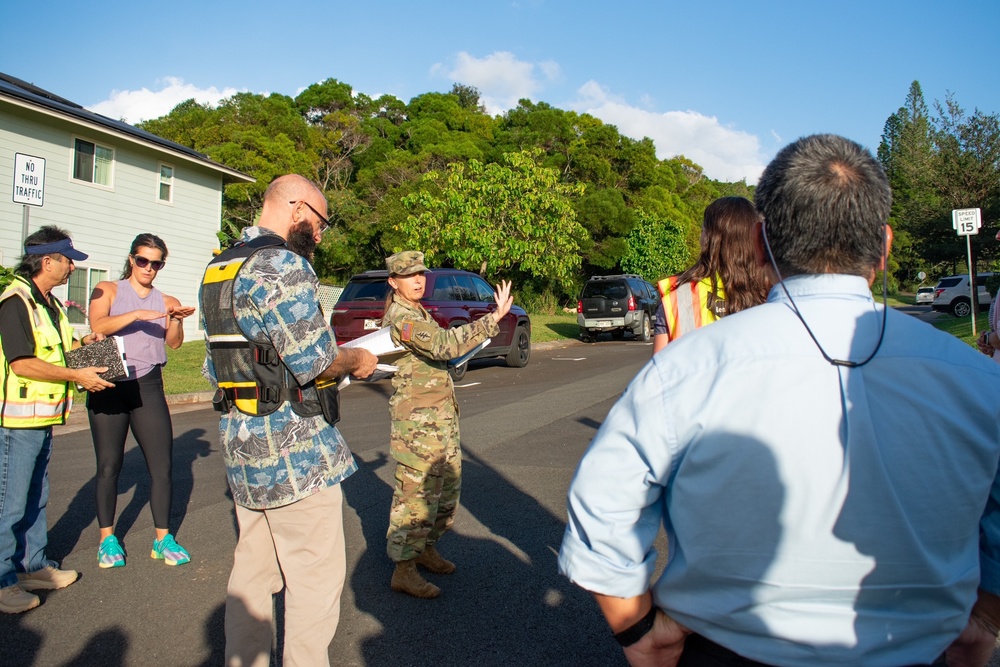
[448, 361, 468, 382]
[580, 330, 596, 343]
[635, 313, 651, 342]
[505, 325, 531, 368]
[952, 298, 972, 318]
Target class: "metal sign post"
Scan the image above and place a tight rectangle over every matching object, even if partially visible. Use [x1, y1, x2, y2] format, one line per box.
[953, 208, 983, 335]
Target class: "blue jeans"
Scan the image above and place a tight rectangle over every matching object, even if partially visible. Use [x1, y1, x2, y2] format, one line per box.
[0, 426, 57, 588]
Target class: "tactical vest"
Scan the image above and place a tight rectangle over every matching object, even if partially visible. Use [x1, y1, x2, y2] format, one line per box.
[658, 276, 726, 343]
[200, 235, 333, 420]
[0, 277, 74, 427]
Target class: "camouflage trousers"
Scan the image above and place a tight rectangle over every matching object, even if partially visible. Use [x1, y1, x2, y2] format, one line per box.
[386, 417, 461, 563]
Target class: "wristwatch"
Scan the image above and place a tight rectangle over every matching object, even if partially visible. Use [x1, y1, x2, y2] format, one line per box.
[613, 605, 658, 647]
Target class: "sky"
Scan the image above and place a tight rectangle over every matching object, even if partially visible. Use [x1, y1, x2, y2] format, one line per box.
[2, 0, 997, 185]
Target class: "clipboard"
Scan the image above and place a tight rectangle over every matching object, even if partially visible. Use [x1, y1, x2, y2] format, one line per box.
[65, 336, 128, 382]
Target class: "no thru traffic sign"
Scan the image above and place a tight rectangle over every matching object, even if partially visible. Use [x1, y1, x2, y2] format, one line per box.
[12, 153, 45, 206]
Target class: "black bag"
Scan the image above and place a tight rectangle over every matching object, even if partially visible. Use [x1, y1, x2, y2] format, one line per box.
[315, 378, 341, 425]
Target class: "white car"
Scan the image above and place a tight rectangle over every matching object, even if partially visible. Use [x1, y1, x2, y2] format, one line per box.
[931, 273, 994, 317]
[915, 287, 935, 305]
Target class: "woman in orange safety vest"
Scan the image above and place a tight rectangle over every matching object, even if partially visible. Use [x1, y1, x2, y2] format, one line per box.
[653, 197, 771, 354]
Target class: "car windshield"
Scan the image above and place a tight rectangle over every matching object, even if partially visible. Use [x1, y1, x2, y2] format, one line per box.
[338, 278, 389, 302]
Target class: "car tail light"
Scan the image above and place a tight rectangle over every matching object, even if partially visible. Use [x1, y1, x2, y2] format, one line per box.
[577, 300, 583, 313]
[935, 289, 945, 298]
[627, 296, 636, 311]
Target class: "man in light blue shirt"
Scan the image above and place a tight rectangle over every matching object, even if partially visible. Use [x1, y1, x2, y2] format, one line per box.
[559, 134, 1000, 666]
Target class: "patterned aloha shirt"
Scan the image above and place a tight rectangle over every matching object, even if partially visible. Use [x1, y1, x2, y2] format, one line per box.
[202, 226, 357, 509]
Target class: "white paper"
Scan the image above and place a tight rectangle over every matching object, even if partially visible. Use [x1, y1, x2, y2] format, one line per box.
[340, 326, 403, 357]
[449, 338, 490, 367]
[336, 326, 406, 389]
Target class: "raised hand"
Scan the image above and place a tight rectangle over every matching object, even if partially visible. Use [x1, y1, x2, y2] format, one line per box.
[493, 280, 514, 323]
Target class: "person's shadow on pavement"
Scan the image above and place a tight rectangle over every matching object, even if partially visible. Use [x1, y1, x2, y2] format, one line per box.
[48, 426, 211, 561]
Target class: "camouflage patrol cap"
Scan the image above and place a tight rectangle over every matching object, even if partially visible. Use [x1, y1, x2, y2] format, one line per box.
[386, 250, 428, 276]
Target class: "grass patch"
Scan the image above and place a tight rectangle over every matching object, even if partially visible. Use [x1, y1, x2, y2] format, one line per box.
[530, 312, 579, 343]
[163, 341, 213, 395]
[929, 311, 989, 347]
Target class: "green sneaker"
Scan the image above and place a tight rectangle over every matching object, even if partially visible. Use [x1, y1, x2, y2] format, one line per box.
[150, 534, 190, 566]
[98, 535, 126, 569]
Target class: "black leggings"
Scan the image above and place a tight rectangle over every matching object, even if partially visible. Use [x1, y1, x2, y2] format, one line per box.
[87, 366, 173, 530]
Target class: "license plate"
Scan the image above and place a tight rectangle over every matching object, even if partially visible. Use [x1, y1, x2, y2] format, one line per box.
[364, 319, 380, 330]
[596, 320, 611, 327]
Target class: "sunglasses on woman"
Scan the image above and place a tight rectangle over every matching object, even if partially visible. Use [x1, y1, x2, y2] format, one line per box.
[132, 255, 166, 271]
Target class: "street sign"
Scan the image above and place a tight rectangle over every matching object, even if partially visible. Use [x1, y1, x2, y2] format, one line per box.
[12, 153, 45, 206]
[953, 208, 982, 236]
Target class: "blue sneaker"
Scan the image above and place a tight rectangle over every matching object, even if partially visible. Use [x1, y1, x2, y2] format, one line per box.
[98, 535, 126, 569]
[150, 534, 190, 566]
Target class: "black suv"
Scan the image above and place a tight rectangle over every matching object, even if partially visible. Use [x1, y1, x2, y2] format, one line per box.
[330, 269, 531, 380]
[577, 274, 659, 343]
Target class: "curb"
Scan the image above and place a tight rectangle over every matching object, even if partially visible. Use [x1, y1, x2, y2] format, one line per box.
[166, 391, 216, 406]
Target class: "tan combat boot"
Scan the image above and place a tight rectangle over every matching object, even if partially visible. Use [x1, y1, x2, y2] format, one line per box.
[391, 561, 441, 599]
[415, 544, 456, 574]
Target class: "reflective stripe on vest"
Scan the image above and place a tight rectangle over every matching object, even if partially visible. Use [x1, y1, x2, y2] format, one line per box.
[200, 235, 322, 418]
[0, 277, 74, 427]
[657, 276, 721, 343]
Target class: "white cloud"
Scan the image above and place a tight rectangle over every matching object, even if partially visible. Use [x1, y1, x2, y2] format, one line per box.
[571, 81, 767, 184]
[431, 51, 560, 115]
[87, 77, 243, 124]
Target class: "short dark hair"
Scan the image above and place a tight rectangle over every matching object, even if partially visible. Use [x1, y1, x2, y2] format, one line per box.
[755, 134, 892, 277]
[15, 225, 72, 279]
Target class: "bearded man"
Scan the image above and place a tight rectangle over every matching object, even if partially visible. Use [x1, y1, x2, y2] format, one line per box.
[201, 174, 377, 667]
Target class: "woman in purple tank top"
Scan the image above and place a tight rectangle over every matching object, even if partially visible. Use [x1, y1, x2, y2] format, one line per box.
[86, 234, 196, 569]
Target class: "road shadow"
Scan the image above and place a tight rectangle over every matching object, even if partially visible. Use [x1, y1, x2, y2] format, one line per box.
[0, 612, 43, 667]
[47, 426, 212, 562]
[341, 446, 628, 666]
[57, 627, 129, 667]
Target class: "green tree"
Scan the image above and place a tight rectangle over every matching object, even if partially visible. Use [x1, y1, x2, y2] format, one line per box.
[879, 82, 1000, 280]
[620, 210, 690, 282]
[399, 150, 586, 288]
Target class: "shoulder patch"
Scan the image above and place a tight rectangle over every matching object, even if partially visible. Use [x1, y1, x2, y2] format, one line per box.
[415, 329, 432, 342]
[401, 322, 414, 342]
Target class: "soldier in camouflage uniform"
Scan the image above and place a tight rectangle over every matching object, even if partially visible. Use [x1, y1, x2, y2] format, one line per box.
[383, 250, 513, 598]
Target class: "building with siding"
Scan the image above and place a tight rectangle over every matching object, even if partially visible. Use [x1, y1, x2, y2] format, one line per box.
[0, 72, 253, 340]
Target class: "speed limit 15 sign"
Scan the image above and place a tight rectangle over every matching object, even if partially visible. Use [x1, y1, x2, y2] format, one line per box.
[953, 208, 982, 236]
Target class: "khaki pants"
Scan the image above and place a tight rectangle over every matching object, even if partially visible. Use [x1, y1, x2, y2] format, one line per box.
[225, 484, 346, 667]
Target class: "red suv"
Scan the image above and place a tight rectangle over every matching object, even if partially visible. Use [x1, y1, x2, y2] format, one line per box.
[330, 269, 531, 380]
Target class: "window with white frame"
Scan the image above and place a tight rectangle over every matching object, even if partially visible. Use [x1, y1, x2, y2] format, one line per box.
[65, 267, 109, 325]
[158, 163, 174, 202]
[73, 138, 114, 186]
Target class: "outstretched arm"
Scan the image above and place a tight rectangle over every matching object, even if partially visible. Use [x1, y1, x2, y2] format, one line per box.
[163, 295, 196, 349]
[89, 281, 166, 336]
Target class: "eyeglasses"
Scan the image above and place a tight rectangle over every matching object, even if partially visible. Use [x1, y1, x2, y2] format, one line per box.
[132, 255, 165, 271]
[289, 200, 330, 234]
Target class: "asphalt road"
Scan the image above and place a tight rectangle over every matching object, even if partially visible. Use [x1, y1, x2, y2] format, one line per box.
[1, 338, 657, 667]
[4, 319, 998, 666]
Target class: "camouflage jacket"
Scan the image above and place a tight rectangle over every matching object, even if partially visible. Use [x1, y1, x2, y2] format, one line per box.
[385, 294, 499, 421]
